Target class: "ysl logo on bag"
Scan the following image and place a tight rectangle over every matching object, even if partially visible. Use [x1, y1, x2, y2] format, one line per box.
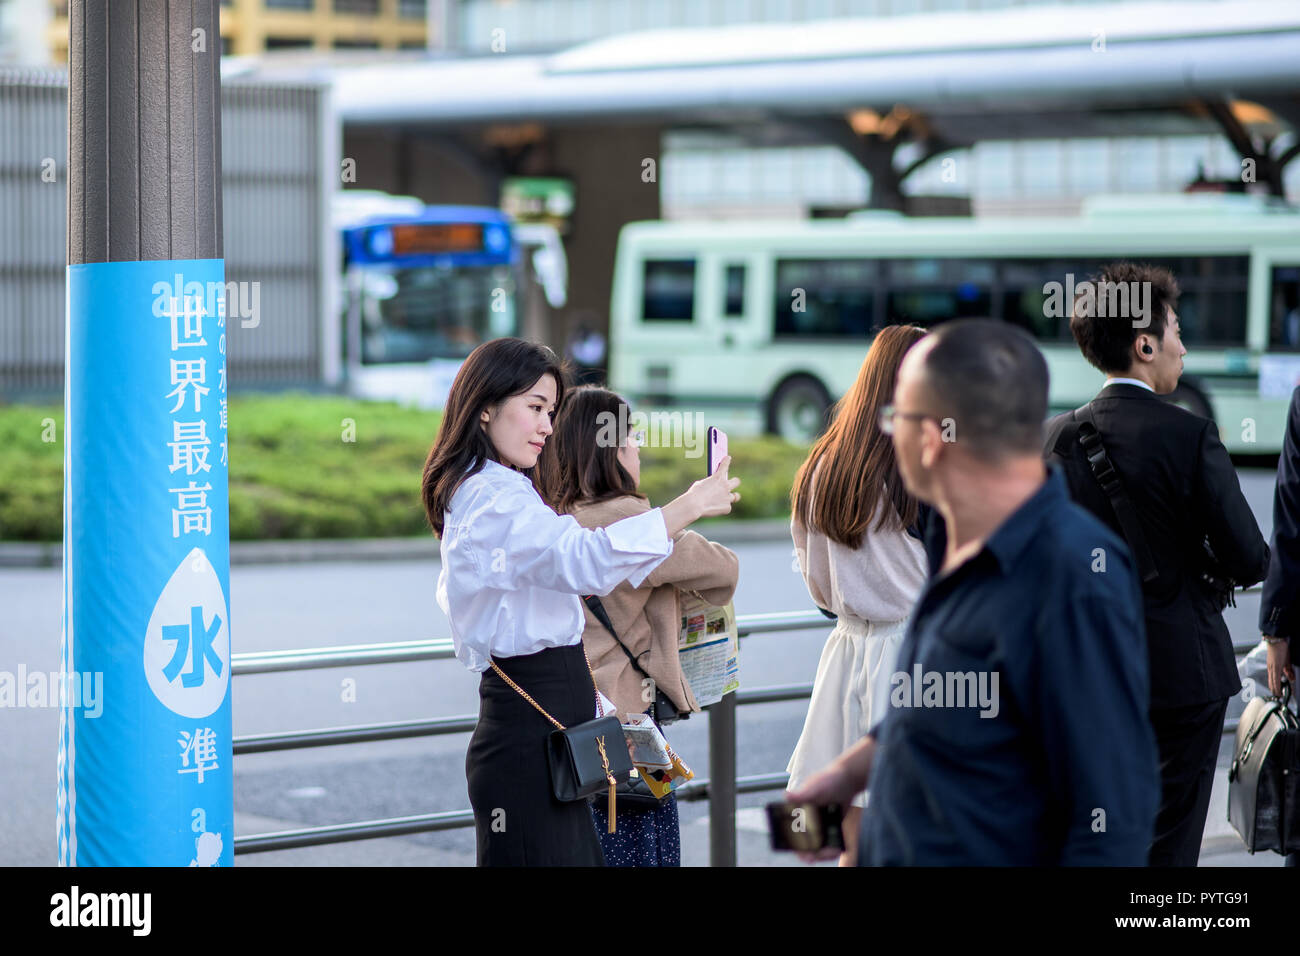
[595, 735, 617, 833]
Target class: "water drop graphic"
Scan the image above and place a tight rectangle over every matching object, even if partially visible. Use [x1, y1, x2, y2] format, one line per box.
[142, 548, 229, 718]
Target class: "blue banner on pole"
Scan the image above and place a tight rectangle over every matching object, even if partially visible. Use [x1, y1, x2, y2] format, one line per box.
[60, 259, 233, 867]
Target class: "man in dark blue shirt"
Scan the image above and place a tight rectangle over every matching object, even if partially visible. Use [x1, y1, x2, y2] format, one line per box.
[790, 319, 1160, 865]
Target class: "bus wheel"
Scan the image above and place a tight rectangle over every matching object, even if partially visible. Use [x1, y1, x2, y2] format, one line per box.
[767, 376, 831, 443]
[1162, 381, 1213, 420]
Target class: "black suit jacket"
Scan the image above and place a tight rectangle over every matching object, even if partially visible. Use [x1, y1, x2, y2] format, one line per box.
[1043, 383, 1268, 710]
[1259, 386, 1300, 649]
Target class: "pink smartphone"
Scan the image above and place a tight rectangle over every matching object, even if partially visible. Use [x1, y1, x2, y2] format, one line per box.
[707, 427, 729, 476]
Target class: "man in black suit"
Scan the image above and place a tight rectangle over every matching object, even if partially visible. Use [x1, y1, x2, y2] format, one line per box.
[1043, 262, 1269, 866]
[1258, 386, 1300, 701]
[1258, 386, 1300, 867]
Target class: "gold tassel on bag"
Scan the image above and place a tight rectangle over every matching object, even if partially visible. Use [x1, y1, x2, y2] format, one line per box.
[598, 738, 618, 832]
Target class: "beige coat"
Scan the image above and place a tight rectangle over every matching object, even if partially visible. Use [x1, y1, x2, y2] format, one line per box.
[569, 495, 740, 720]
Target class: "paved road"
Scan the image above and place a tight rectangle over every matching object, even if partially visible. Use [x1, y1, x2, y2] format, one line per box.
[0, 468, 1289, 867]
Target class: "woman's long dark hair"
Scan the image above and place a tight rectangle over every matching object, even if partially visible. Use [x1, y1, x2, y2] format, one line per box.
[422, 337, 568, 537]
[791, 324, 926, 547]
[540, 386, 647, 515]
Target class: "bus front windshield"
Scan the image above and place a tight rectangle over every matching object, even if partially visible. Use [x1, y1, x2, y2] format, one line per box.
[355, 263, 516, 364]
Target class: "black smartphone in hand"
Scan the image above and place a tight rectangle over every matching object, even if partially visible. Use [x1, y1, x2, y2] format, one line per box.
[765, 801, 846, 853]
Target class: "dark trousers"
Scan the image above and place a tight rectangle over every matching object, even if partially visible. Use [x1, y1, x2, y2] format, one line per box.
[1147, 698, 1229, 867]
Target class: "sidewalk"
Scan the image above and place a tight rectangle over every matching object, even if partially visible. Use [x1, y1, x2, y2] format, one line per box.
[0, 518, 795, 569]
[230, 803, 1283, 867]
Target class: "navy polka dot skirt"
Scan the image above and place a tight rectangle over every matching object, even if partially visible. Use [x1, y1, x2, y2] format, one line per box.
[591, 792, 681, 867]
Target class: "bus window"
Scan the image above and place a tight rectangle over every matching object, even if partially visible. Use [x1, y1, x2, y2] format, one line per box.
[999, 260, 1063, 340]
[1269, 266, 1300, 350]
[884, 259, 993, 328]
[360, 264, 512, 363]
[724, 264, 746, 318]
[642, 259, 696, 321]
[996, 256, 1247, 347]
[1171, 256, 1248, 347]
[773, 258, 877, 338]
[1000, 258, 1116, 341]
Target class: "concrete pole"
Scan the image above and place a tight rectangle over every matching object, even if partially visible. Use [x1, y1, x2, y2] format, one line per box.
[62, 0, 232, 866]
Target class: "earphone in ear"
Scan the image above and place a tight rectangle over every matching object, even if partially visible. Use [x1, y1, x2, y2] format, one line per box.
[1141, 344, 1153, 355]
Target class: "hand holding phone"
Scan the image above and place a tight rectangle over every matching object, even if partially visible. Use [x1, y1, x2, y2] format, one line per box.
[766, 801, 846, 854]
[673, 426, 739, 523]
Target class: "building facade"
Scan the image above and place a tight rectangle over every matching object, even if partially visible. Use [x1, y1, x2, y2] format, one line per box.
[43, 0, 428, 61]
[0, 70, 336, 397]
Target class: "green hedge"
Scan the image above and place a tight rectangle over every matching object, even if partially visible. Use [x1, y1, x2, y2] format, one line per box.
[0, 396, 808, 541]
[0, 404, 64, 540]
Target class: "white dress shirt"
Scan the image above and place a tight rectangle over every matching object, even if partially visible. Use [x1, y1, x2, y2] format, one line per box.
[436, 458, 674, 672]
[1103, 377, 1155, 392]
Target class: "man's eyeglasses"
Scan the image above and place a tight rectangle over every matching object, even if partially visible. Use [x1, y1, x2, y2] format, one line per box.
[878, 404, 936, 435]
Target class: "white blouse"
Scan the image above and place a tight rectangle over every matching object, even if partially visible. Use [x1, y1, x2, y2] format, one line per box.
[791, 462, 926, 625]
[791, 502, 926, 625]
[435, 458, 675, 672]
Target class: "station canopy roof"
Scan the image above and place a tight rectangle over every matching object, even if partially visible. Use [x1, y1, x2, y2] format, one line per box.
[224, 0, 1300, 143]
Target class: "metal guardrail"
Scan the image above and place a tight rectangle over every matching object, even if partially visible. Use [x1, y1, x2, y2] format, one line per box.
[231, 598, 1269, 864]
[230, 609, 828, 861]
[230, 611, 830, 675]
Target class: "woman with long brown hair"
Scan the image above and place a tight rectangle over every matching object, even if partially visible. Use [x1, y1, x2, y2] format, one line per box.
[784, 324, 929, 866]
[425, 337, 740, 866]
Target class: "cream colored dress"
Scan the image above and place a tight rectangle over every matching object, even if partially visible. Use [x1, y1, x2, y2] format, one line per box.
[786, 491, 927, 808]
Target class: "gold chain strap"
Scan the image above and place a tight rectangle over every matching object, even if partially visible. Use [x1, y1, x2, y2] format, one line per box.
[487, 644, 606, 731]
[489, 661, 566, 729]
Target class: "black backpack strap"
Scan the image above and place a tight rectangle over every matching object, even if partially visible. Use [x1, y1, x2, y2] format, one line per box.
[582, 594, 653, 681]
[1072, 404, 1159, 584]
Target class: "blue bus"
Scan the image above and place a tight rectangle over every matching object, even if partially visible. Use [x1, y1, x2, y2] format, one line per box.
[338, 196, 566, 407]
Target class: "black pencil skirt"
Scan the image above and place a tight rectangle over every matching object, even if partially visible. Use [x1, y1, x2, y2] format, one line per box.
[466, 642, 606, 866]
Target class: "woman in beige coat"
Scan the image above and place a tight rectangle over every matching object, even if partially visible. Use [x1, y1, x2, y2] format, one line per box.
[541, 385, 740, 866]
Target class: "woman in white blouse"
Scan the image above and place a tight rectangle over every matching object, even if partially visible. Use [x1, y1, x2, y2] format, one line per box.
[426, 337, 740, 866]
[783, 324, 929, 866]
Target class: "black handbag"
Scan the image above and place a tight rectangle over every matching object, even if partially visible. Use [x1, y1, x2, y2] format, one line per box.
[1227, 681, 1299, 853]
[489, 653, 634, 832]
[583, 594, 685, 725]
[616, 770, 667, 811]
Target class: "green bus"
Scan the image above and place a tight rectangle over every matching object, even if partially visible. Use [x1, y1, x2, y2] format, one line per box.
[608, 194, 1300, 453]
